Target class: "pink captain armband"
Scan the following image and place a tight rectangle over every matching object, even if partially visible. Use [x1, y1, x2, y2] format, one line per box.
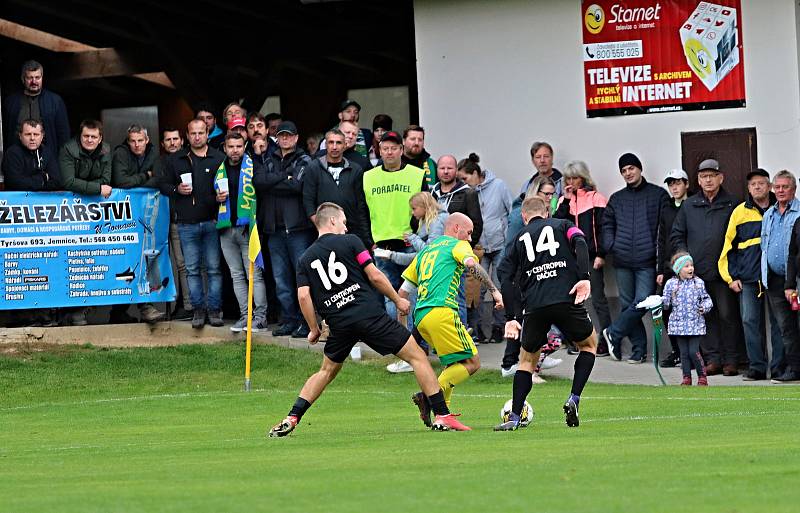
[566, 226, 585, 241]
[356, 250, 372, 266]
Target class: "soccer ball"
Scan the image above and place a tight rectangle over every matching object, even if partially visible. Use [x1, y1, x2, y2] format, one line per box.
[500, 399, 533, 427]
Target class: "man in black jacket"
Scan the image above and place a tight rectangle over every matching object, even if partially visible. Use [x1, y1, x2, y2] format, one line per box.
[302, 129, 371, 248]
[254, 121, 315, 338]
[109, 125, 164, 324]
[431, 155, 483, 246]
[2, 60, 70, 151]
[671, 159, 741, 376]
[1, 119, 61, 192]
[164, 119, 226, 329]
[601, 153, 669, 362]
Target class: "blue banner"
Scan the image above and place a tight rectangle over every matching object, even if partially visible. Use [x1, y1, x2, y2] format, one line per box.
[0, 188, 176, 310]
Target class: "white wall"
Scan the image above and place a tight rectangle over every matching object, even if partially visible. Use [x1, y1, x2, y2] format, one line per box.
[414, 0, 800, 195]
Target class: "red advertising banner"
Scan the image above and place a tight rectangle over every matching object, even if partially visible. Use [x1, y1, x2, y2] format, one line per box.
[582, 1, 745, 117]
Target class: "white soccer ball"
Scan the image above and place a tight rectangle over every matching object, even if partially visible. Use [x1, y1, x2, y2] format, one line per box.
[500, 399, 533, 427]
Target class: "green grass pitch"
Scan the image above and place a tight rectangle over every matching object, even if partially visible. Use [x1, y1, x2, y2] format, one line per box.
[2, 342, 799, 512]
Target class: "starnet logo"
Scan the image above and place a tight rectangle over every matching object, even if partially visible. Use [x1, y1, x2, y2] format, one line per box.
[608, 3, 662, 23]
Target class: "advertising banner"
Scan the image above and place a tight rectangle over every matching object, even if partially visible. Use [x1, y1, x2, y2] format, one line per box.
[0, 189, 175, 310]
[582, 1, 745, 117]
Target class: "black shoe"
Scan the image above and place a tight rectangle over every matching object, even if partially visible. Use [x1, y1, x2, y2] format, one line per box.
[272, 323, 297, 337]
[192, 309, 206, 329]
[171, 306, 193, 321]
[489, 326, 504, 344]
[659, 351, 681, 368]
[563, 398, 580, 427]
[596, 334, 610, 357]
[771, 369, 800, 384]
[291, 324, 310, 338]
[207, 310, 224, 327]
[742, 369, 767, 381]
[471, 331, 486, 344]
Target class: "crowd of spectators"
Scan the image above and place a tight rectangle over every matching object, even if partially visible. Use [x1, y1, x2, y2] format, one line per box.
[2, 59, 799, 384]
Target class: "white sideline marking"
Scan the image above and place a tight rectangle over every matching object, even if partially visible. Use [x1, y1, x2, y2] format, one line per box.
[3, 388, 799, 413]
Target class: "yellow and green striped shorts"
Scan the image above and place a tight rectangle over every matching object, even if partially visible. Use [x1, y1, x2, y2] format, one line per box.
[416, 307, 477, 365]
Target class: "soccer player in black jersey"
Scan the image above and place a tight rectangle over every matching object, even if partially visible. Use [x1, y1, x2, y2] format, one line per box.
[269, 202, 470, 437]
[495, 197, 598, 429]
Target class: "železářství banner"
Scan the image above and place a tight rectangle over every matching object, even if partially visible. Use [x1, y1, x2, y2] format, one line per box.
[582, 1, 745, 117]
[0, 189, 176, 309]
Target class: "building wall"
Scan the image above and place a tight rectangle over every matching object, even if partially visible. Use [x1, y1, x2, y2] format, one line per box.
[414, 0, 800, 195]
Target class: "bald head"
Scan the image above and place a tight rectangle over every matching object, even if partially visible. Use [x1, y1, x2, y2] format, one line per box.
[437, 155, 457, 185]
[444, 212, 473, 241]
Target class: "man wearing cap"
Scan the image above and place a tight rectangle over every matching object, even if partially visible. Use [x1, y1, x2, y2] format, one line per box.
[761, 170, 800, 383]
[363, 131, 428, 319]
[655, 169, 690, 367]
[671, 159, 740, 376]
[402, 125, 437, 188]
[302, 128, 372, 248]
[719, 168, 782, 381]
[601, 153, 669, 362]
[369, 114, 392, 166]
[254, 121, 315, 338]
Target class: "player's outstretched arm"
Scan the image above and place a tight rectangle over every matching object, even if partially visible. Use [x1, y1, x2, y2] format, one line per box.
[297, 286, 322, 344]
[364, 263, 410, 315]
[464, 257, 503, 310]
[568, 229, 592, 304]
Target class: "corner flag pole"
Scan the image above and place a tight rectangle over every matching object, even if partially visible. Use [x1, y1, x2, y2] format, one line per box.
[244, 260, 254, 392]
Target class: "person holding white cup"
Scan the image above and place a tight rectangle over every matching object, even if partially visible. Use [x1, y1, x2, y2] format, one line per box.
[165, 118, 226, 329]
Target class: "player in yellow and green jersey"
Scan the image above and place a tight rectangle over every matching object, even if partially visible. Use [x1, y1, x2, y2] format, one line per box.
[400, 213, 504, 428]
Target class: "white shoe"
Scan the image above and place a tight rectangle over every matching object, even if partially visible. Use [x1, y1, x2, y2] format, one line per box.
[541, 356, 562, 369]
[386, 360, 414, 373]
[532, 373, 547, 384]
[500, 364, 519, 378]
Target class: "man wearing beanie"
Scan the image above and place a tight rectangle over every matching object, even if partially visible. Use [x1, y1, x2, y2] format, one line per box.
[601, 153, 669, 362]
[672, 159, 740, 376]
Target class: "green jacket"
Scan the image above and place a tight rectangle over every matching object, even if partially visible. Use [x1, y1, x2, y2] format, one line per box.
[59, 138, 111, 195]
[111, 142, 160, 189]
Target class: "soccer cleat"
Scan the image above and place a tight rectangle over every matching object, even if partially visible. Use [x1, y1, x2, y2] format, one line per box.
[493, 412, 520, 431]
[268, 415, 298, 438]
[602, 328, 621, 361]
[412, 392, 432, 427]
[563, 398, 580, 427]
[431, 413, 471, 431]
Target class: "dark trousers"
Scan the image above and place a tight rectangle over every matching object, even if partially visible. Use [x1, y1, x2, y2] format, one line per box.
[766, 271, 800, 372]
[673, 335, 706, 377]
[703, 279, 742, 366]
[589, 266, 612, 330]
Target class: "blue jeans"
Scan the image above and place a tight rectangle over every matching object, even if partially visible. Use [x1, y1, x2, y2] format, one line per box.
[267, 229, 316, 326]
[740, 282, 784, 374]
[178, 221, 222, 311]
[608, 267, 654, 359]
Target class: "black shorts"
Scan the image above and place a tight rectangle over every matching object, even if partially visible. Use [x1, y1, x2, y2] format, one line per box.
[520, 302, 594, 353]
[324, 314, 411, 363]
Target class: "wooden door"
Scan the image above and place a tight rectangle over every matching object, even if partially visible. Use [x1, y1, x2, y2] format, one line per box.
[680, 127, 757, 202]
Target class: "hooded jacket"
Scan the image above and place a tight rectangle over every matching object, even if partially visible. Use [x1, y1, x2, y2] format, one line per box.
[254, 148, 314, 234]
[473, 170, 512, 253]
[554, 186, 607, 258]
[718, 193, 776, 285]
[670, 187, 737, 281]
[602, 177, 669, 269]
[1, 143, 62, 191]
[58, 138, 112, 195]
[431, 179, 483, 246]
[111, 141, 160, 189]
[302, 156, 372, 247]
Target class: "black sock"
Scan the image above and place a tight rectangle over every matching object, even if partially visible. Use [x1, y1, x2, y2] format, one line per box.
[427, 390, 449, 416]
[512, 370, 533, 415]
[288, 397, 312, 420]
[571, 351, 596, 397]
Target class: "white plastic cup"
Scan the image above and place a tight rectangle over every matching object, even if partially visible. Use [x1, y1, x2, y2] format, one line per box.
[180, 173, 193, 186]
[350, 346, 362, 361]
[217, 177, 229, 192]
